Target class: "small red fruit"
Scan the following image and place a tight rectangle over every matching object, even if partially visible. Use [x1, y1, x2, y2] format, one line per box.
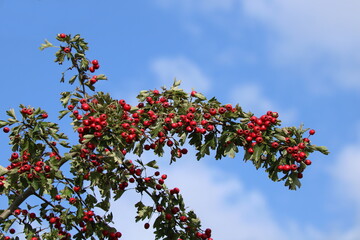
[144, 223, 150, 229]
[69, 197, 76, 204]
[271, 142, 279, 148]
[304, 159, 312, 165]
[92, 60, 99, 65]
[165, 213, 172, 220]
[11, 152, 19, 160]
[59, 33, 66, 38]
[81, 103, 90, 111]
[309, 129, 316, 135]
[49, 217, 57, 224]
[290, 164, 298, 170]
[218, 107, 226, 114]
[63, 47, 71, 53]
[14, 209, 21, 215]
[3, 127, 10, 133]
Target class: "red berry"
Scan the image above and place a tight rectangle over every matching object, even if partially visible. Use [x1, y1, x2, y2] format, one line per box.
[309, 129, 316, 135]
[304, 159, 312, 165]
[14, 209, 21, 215]
[290, 164, 298, 170]
[11, 152, 19, 160]
[218, 107, 226, 114]
[81, 103, 90, 111]
[165, 213, 172, 220]
[67, 105, 74, 110]
[63, 47, 71, 53]
[144, 223, 150, 229]
[3, 127, 10, 133]
[9, 228, 15, 234]
[59, 33, 66, 38]
[283, 165, 291, 171]
[49, 217, 57, 224]
[92, 60, 99, 65]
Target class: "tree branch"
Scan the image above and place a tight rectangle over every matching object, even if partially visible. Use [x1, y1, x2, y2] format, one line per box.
[0, 186, 35, 222]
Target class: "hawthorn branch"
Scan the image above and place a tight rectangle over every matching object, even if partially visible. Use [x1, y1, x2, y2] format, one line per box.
[0, 186, 35, 222]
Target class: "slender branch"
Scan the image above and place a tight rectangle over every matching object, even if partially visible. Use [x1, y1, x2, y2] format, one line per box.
[0, 186, 35, 222]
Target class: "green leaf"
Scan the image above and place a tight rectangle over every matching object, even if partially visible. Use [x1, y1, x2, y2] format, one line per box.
[70, 34, 80, 42]
[81, 134, 94, 143]
[96, 74, 107, 80]
[3, 218, 16, 231]
[0, 165, 8, 175]
[194, 92, 206, 100]
[59, 110, 70, 120]
[173, 79, 181, 88]
[6, 109, 16, 119]
[69, 75, 77, 84]
[0, 120, 8, 128]
[313, 145, 330, 155]
[39, 39, 54, 50]
[146, 160, 159, 169]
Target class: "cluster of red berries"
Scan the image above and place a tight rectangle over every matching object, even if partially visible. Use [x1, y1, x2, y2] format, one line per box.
[117, 160, 211, 238]
[89, 59, 100, 73]
[275, 129, 315, 178]
[101, 230, 122, 240]
[89, 75, 98, 85]
[5, 151, 52, 180]
[58, 33, 71, 53]
[237, 111, 279, 154]
[6, 209, 39, 239]
[0, 176, 6, 188]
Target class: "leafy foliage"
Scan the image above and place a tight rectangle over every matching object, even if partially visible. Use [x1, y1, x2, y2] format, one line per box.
[0, 34, 329, 240]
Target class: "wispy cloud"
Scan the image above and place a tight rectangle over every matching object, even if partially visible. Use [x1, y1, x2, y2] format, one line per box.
[155, 0, 237, 13]
[331, 124, 360, 207]
[150, 56, 211, 93]
[109, 155, 287, 240]
[231, 83, 298, 124]
[242, 0, 360, 91]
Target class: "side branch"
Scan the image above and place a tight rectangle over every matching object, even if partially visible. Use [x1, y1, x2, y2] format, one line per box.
[0, 186, 35, 222]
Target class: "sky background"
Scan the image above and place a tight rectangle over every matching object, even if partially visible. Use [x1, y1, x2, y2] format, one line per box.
[0, 0, 360, 239]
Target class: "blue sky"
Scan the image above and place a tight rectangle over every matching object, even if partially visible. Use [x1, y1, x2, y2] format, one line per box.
[1, 0, 360, 239]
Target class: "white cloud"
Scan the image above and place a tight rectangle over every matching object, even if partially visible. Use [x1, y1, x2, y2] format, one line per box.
[241, 0, 360, 91]
[331, 125, 360, 206]
[150, 56, 211, 93]
[327, 124, 360, 239]
[231, 83, 298, 124]
[110, 156, 287, 240]
[242, 0, 360, 56]
[155, 0, 237, 13]
[154, 1, 360, 91]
